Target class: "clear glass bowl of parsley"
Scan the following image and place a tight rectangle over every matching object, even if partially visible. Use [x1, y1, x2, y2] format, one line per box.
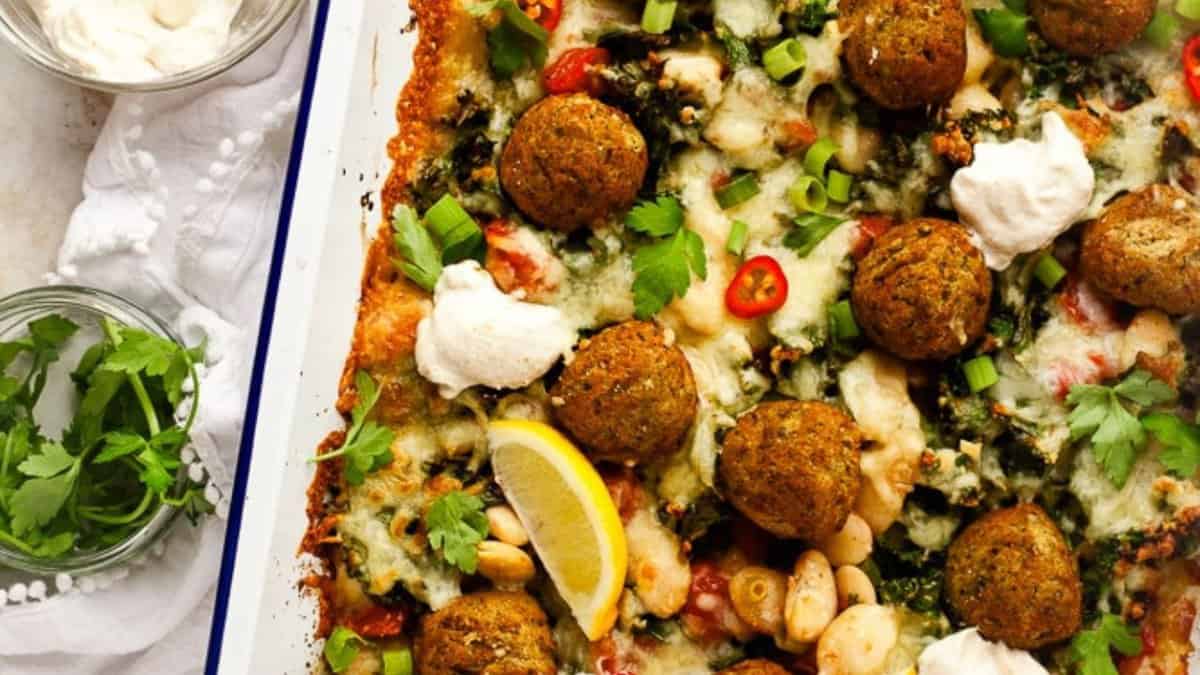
[0, 285, 211, 575]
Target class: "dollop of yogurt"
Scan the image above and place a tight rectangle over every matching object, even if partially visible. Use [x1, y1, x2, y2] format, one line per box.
[416, 261, 577, 399]
[28, 0, 243, 82]
[950, 112, 1094, 270]
[918, 629, 1049, 675]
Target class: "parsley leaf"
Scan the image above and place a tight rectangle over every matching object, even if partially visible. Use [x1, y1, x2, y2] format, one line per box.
[311, 371, 396, 486]
[324, 626, 365, 673]
[100, 328, 181, 377]
[626, 196, 684, 237]
[1142, 412, 1200, 477]
[470, 0, 549, 77]
[784, 214, 847, 257]
[10, 465, 78, 536]
[1066, 370, 1173, 487]
[425, 490, 490, 573]
[391, 205, 443, 292]
[973, 7, 1030, 58]
[791, 0, 838, 34]
[1070, 614, 1142, 675]
[632, 228, 707, 319]
[17, 443, 76, 478]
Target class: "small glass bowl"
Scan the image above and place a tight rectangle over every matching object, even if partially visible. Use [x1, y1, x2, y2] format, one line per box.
[0, 0, 305, 93]
[0, 286, 187, 576]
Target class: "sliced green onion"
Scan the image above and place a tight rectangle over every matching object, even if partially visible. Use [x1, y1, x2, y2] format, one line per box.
[726, 220, 749, 256]
[963, 355, 1000, 393]
[827, 170, 853, 203]
[425, 194, 484, 264]
[829, 300, 860, 340]
[642, 0, 678, 33]
[716, 173, 761, 209]
[1144, 10, 1180, 48]
[382, 648, 414, 675]
[1034, 254, 1068, 289]
[1002, 0, 1026, 13]
[763, 38, 807, 81]
[1179, 0, 1200, 20]
[804, 138, 840, 180]
[788, 175, 828, 213]
[784, 213, 845, 257]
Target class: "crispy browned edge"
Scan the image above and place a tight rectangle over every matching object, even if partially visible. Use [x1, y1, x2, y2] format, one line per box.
[299, 0, 487, 644]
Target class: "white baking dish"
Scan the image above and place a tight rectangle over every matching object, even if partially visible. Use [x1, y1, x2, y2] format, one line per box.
[205, 1, 417, 672]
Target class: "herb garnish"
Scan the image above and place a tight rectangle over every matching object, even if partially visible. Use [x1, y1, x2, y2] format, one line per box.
[1070, 613, 1142, 675]
[0, 315, 208, 559]
[1142, 412, 1200, 478]
[425, 490, 489, 573]
[469, 0, 549, 77]
[311, 371, 396, 485]
[626, 195, 707, 319]
[1066, 370, 1176, 488]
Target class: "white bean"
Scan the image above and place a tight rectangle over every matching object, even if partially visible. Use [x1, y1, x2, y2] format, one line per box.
[820, 514, 874, 566]
[784, 550, 838, 644]
[486, 505, 529, 547]
[626, 510, 692, 618]
[835, 566, 877, 610]
[476, 541, 535, 586]
[816, 605, 899, 675]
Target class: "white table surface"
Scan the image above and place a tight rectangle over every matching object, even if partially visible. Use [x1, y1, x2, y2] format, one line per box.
[0, 47, 108, 293]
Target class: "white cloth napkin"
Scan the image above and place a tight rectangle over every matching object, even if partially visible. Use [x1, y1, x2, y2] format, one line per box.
[0, 9, 310, 674]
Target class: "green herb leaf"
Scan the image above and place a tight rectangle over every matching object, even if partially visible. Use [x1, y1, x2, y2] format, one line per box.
[1142, 412, 1200, 477]
[1066, 371, 1174, 487]
[28, 315, 79, 349]
[973, 7, 1030, 58]
[1113, 370, 1176, 407]
[100, 328, 182, 377]
[94, 432, 149, 464]
[17, 443, 76, 478]
[792, 0, 837, 34]
[715, 23, 753, 70]
[632, 228, 708, 319]
[470, 0, 549, 77]
[312, 371, 396, 485]
[626, 196, 684, 237]
[391, 205, 443, 292]
[9, 467, 78, 536]
[324, 626, 365, 673]
[425, 490, 490, 574]
[1070, 614, 1142, 675]
[784, 214, 846, 257]
[137, 446, 180, 494]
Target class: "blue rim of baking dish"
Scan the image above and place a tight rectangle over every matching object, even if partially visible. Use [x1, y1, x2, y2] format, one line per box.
[204, 0, 332, 671]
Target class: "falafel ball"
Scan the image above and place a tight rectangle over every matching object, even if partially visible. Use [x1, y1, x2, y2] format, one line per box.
[841, 0, 967, 110]
[717, 659, 792, 675]
[1080, 184, 1200, 315]
[499, 94, 648, 232]
[720, 401, 864, 542]
[1030, 0, 1156, 57]
[945, 504, 1083, 650]
[851, 219, 992, 361]
[551, 321, 699, 464]
[415, 591, 557, 675]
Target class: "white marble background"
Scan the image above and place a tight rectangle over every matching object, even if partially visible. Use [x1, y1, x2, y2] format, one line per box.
[0, 48, 108, 294]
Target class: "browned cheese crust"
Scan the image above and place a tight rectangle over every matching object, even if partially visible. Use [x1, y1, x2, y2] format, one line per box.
[1080, 184, 1200, 316]
[551, 320, 698, 464]
[851, 218, 992, 362]
[945, 504, 1083, 650]
[720, 400, 864, 543]
[415, 591, 558, 675]
[1030, 0, 1156, 57]
[500, 93, 648, 232]
[840, 0, 967, 111]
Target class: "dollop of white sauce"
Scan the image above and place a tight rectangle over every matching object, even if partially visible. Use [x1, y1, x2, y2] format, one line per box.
[950, 112, 1095, 270]
[416, 261, 577, 399]
[28, 0, 243, 82]
[918, 629, 1049, 675]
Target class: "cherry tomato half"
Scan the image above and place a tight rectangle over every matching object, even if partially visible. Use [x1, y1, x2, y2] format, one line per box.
[1184, 35, 1200, 102]
[725, 255, 789, 319]
[535, 0, 563, 31]
[543, 47, 611, 96]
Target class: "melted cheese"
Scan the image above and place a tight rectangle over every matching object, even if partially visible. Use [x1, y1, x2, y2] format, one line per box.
[713, 0, 780, 38]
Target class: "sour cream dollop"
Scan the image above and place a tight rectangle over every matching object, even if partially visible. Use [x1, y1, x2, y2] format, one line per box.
[950, 112, 1094, 270]
[415, 261, 576, 399]
[918, 629, 1049, 675]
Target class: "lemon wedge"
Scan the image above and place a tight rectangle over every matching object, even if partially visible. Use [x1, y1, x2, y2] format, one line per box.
[487, 419, 628, 640]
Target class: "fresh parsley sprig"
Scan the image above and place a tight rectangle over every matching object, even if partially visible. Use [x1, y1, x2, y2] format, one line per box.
[1142, 412, 1200, 478]
[391, 199, 485, 292]
[311, 371, 396, 486]
[625, 195, 708, 319]
[425, 490, 489, 574]
[1066, 370, 1175, 488]
[1070, 613, 1142, 675]
[468, 0, 549, 78]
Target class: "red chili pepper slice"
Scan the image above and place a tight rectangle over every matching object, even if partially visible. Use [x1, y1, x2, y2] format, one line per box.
[543, 47, 611, 96]
[1185, 35, 1200, 102]
[536, 0, 563, 31]
[725, 255, 789, 319]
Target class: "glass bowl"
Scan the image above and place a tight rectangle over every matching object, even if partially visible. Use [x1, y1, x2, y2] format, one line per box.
[0, 286, 187, 576]
[0, 0, 305, 93]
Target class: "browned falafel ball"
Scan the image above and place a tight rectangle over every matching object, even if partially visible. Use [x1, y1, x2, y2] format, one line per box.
[841, 0, 968, 110]
[499, 94, 648, 232]
[851, 219, 992, 361]
[1080, 184, 1200, 315]
[415, 591, 557, 675]
[1030, 0, 1156, 57]
[551, 321, 699, 464]
[945, 504, 1083, 650]
[717, 659, 793, 675]
[720, 401, 864, 542]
